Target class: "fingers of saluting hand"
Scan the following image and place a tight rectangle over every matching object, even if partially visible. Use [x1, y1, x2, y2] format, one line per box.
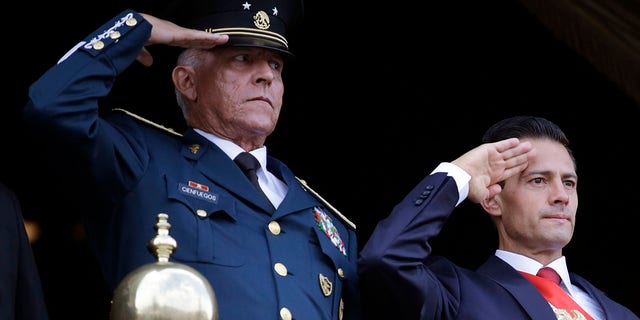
[136, 13, 230, 66]
[141, 13, 230, 48]
[499, 138, 534, 180]
[452, 138, 533, 180]
[453, 138, 534, 203]
[163, 31, 229, 49]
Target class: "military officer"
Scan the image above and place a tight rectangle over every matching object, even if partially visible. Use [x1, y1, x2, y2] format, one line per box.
[23, 1, 359, 319]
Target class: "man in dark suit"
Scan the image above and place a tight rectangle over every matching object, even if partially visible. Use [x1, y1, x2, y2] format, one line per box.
[22, 1, 359, 319]
[358, 116, 638, 319]
[0, 181, 48, 319]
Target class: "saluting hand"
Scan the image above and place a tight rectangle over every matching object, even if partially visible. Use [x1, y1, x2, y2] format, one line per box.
[136, 13, 230, 67]
[452, 138, 534, 204]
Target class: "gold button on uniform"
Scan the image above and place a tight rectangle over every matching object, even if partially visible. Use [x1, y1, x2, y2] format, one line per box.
[337, 268, 345, 279]
[109, 31, 121, 39]
[268, 221, 281, 235]
[274, 263, 287, 276]
[125, 17, 137, 26]
[196, 209, 207, 217]
[92, 41, 105, 50]
[279, 307, 292, 320]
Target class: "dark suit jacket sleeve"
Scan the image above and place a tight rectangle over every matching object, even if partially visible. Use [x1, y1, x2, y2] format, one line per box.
[0, 182, 48, 319]
[358, 172, 461, 319]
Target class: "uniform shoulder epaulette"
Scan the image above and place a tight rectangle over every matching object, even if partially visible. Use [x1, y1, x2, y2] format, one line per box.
[111, 108, 182, 138]
[295, 177, 356, 230]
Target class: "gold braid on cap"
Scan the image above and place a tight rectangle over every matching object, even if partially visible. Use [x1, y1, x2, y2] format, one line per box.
[202, 27, 289, 49]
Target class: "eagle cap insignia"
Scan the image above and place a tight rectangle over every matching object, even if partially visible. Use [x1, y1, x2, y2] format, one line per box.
[253, 11, 270, 30]
[313, 206, 347, 256]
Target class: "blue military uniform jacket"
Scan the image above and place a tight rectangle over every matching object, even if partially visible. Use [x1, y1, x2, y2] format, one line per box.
[358, 172, 639, 319]
[24, 10, 359, 320]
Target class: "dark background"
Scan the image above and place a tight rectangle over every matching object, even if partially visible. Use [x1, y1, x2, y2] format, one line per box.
[3, 0, 639, 318]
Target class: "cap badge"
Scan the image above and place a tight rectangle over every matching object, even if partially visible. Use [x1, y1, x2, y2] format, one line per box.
[314, 207, 347, 256]
[253, 11, 270, 30]
[318, 273, 333, 297]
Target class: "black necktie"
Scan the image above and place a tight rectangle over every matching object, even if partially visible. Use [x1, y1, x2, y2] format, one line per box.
[234, 152, 275, 211]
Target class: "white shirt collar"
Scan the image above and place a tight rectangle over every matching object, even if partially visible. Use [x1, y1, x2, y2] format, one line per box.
[194, 128, 268, 168]
[495, 250, 575, 296]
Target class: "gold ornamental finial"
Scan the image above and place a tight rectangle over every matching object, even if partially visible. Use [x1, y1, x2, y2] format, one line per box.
[147, 213, 177, 263]
[110, 213, 219, 319]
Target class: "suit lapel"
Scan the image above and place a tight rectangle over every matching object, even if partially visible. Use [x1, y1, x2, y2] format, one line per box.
[571, 274, 617, 319]
[478, 256, 558, 319]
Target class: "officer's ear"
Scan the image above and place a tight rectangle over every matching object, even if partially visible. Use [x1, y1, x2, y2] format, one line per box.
[172, 65, 197, 101]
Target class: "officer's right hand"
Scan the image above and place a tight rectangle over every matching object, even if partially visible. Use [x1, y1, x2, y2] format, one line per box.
[136, 13, 229, 67]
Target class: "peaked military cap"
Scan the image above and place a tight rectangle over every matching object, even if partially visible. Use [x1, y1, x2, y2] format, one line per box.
[180, 0, 304, 56]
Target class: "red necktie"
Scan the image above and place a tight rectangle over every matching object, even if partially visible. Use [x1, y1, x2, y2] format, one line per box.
[537, 267, 561, 284]
[520, 267, 594, 320]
